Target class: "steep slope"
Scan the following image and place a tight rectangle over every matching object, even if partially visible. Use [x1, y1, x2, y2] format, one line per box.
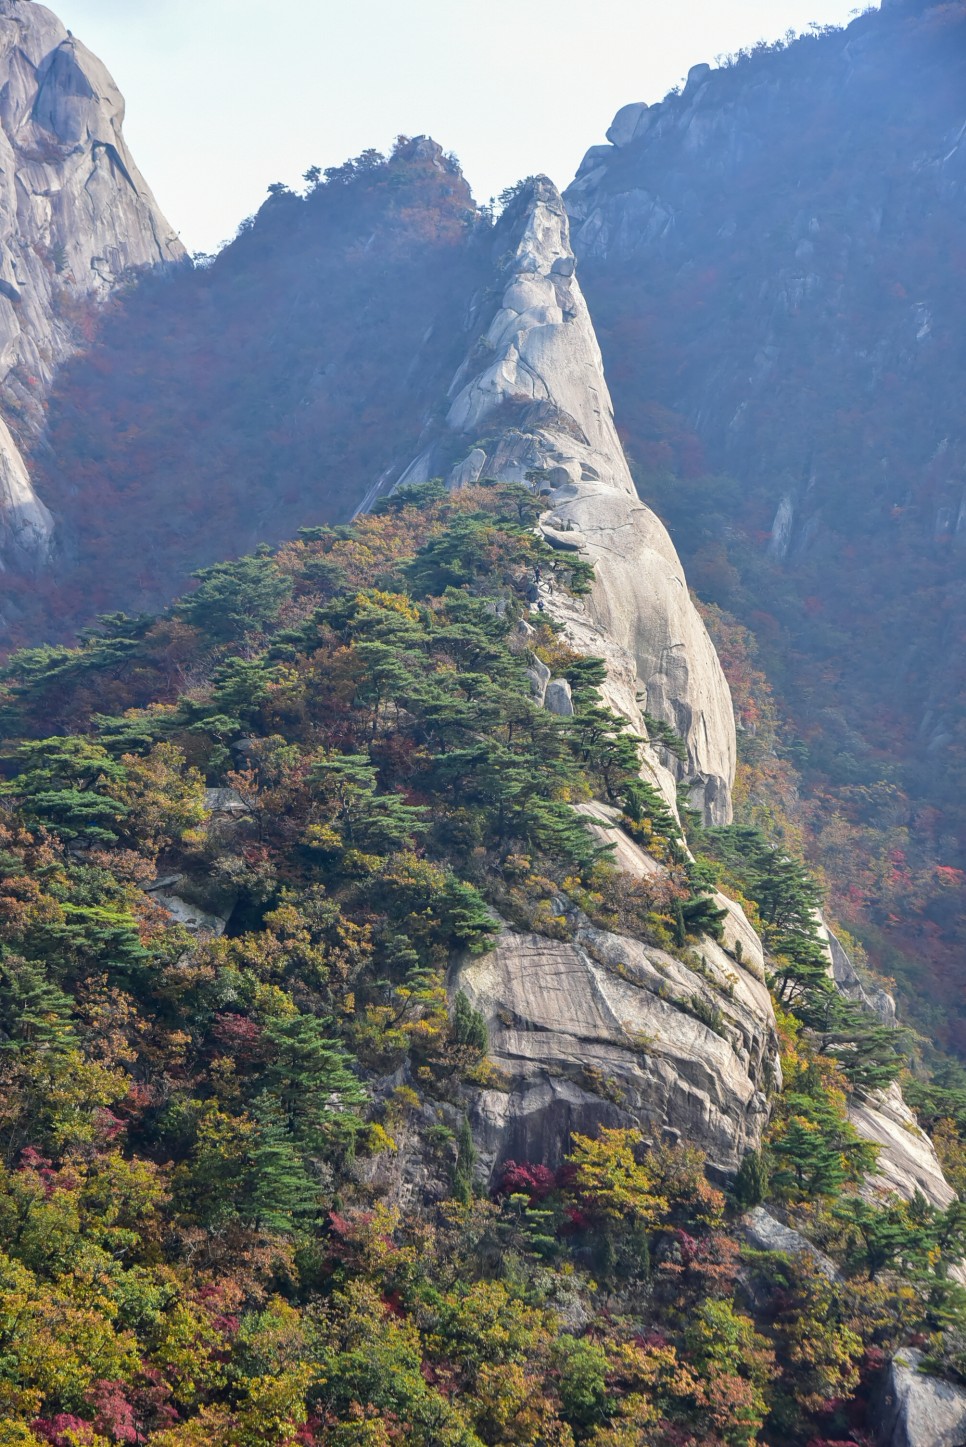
[8, 138, 481, 641]
[373, 177, 951, 1207]
[382, 178, 737, 828]
[564, 0, 966, 1049]
[0, 0, 184, 573]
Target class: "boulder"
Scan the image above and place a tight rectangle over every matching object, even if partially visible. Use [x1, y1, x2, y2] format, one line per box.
[144, 875, 230, 937]
[741, 1206, 839, 1279]
[544, 678, 574, 716]
[873, 1348, 966, 1447]
[525, 656, 551, 706]
[204, 787, 252, 818]
[453, 917, 777, 1182]
[449, 447, 487, 488]
[685, 63, 712, 94]
[606, 102, 650, 147]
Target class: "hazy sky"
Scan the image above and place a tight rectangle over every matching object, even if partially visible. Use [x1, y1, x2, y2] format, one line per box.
[54, 0, 869, 254]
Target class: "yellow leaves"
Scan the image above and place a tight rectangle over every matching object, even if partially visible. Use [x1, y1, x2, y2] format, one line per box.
[364, 1123, 397, 1156]
[567, 1129, 668, 1229]
[470, 1360, 575, 1446]
[0, 1248, 141, 1411]
[530, 899, 573, 940]
[303, 821, 343, 851]
[354, 589, 420, 622]
[149, 1298, 226, 1401]
[0, 1047, 128, 1156]
[931, 1117, 966, 1195]
[115, 742, 207, 857]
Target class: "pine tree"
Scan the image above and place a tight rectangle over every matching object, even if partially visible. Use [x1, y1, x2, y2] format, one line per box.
[0, 736, 130, 844]
[452, 1116, 477, 1204]
[732, 1148, 769, 1208]
[0, 953, 74, 1051]
[452, 992, 488, 1054]
[244, 1094, 320, 1234]
[177, 554, 292, 642]
[262, 1014, 367, 1156]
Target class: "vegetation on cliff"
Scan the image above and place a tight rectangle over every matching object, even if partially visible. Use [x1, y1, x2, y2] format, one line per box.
[0, 480, 962, 1443]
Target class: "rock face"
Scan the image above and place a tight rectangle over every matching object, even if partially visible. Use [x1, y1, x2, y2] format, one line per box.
[741, 1206, 839, 1280]
[0, 0, 184, 569]
[454, 914, 777, 1183]
[387, 177, 736, 827]
[817, 922, 953, 1206]
[852, 1081, 955, 1209]
[873, 1348, 966, 1447]
[448, 803, 778, 1181]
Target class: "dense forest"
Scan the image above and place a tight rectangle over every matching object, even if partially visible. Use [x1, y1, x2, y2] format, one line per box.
[0, 478, 964, 1443]
[565, 0, 966, 1051]
[3, 137, 483, 641]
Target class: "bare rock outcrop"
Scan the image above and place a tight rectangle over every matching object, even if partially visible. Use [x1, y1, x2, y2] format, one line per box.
[852, 1081, 955, 1209]
[818, 922, 954, 1207]
[454, 914, 777, 1183]
[873, 1348, 966, 1447]
[0, 0, 185, 569]
[386, 177, 736, 826]
[449, 803, 778, 1181]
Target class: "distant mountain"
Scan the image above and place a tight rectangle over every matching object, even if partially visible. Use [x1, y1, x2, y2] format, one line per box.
[0, 0, 183, 579]
[565, 0, 966, 1047]
[8, 137, 481, 637]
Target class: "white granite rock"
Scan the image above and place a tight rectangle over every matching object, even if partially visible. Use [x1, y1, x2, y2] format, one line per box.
[544, 677, 574, 716]
[0, 0, 185, 567]
[851, 1081, 956, 1209]
[391, 177, 736, 825]
[742, 1206, 839, 1279]
[874, 1348, 966, 1447]
[607, 102, 651, 147]
[454, 915, 777, 1181]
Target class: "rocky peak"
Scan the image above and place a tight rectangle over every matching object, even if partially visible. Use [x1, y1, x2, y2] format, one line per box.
[382, 175, 737, 826]
[0, 0, 184, 574]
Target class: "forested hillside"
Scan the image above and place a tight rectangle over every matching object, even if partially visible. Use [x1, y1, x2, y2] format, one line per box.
[5, 138, 482, 641]
[12, 3, 966, 1068]
[1, 478, 965, 1444]
[565, 0, 966, 1049]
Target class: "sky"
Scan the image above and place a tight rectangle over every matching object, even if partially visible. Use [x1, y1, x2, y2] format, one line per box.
[54, 0, 869, 255]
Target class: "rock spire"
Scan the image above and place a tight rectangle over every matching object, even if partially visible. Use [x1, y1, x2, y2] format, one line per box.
[386, 176, 737, 825]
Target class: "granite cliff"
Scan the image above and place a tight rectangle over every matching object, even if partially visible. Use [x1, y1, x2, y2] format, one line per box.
[378, 178, 736, 830]
[563, 0, 966, 1053]
[0, 0, 183, 572]
[371, 176, 951, 1211]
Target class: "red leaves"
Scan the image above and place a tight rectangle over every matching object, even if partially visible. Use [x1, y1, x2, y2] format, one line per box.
[496, 1160, 558, 1203]
[87, 1381, 138, 1444]
[32, 1417, 97, 1447]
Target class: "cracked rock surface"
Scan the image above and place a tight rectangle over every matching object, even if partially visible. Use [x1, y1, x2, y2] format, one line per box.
[388, 177, 736, 826]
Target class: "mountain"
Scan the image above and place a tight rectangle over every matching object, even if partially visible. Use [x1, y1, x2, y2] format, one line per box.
[0, 168, 962, 1445]
[0, 0, 183, 579]
[1, 4, 966, 1441]
[1, 137, 481, 639]
[564, 0, 966, 1049]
